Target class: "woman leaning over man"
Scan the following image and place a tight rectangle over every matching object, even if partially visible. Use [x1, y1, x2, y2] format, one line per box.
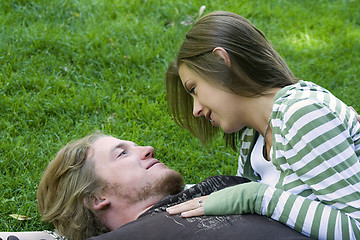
[165, 11, 360, 239]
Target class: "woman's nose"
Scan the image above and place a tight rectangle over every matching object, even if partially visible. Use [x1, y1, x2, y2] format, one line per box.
[193, 98, 204, 117]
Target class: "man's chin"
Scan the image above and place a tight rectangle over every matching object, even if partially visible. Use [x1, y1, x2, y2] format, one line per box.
[141, 169, 184, 200]
[106, 169, 184, 205]
[157, 169, 185, 196]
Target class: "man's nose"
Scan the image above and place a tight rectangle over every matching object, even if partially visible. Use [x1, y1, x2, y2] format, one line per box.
[193, 98, 204, 117]
[139, 146, 155, 159]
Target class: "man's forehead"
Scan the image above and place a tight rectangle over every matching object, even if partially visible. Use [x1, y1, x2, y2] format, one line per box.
[87, 137, 135, 160]
[93, 136, 135, 151]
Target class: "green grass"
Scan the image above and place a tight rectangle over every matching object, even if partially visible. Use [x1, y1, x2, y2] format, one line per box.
[1, 0, 359, 232]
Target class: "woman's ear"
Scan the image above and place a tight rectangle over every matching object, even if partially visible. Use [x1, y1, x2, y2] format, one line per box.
[212, 47, 231, 67]
[84, 195, 111, 211]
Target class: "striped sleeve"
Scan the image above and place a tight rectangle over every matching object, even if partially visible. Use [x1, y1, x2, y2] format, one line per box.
[204, 182, 360, 239]
[259, 185, 360, 239]
[236, 127, 261, 181]
[271, 96, 360, 239]
[237, 127, 254, 176]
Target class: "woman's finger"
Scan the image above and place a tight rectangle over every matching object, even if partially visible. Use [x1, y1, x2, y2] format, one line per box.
[167, 196, 208, 215]
[181, 206, 205, 217]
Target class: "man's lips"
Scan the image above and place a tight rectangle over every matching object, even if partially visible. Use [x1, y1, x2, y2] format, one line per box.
[146, 160, 161, 170]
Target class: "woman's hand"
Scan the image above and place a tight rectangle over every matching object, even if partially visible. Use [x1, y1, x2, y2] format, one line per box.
[166, 195, 209, 217]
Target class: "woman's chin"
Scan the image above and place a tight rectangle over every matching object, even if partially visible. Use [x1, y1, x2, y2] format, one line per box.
[221, 127, 234, 133]
[221, 125, 243, 134]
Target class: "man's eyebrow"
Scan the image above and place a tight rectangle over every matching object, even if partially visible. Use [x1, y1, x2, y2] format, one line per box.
[110, 143, 125, 153]
[110, 141, 138, 153]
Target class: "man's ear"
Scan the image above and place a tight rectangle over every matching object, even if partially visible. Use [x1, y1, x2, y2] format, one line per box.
[84, 196, 111, 211]
[212, 47, 231, 67]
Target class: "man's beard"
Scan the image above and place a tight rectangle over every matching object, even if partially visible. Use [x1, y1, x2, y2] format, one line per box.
[106, 170, 184, 204]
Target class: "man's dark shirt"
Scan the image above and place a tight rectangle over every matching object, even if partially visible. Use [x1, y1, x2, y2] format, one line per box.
[88, 175, 311, 240]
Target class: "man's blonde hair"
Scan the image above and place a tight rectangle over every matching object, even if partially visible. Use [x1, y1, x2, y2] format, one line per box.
[37, 133, 109, 240]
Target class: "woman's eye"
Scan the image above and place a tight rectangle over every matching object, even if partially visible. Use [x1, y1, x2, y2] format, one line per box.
[188, 86, 195, 94]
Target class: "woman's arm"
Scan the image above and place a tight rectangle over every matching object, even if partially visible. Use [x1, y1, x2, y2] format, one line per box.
[203, 182, 360, 239]
[269, 96, 360, 239]
[167, 180, 360, 239]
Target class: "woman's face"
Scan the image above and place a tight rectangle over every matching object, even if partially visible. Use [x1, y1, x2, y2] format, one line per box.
[178, 64, 249, 133]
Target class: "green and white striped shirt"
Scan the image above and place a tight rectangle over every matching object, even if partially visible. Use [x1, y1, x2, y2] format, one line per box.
[236, 81, 360, 239]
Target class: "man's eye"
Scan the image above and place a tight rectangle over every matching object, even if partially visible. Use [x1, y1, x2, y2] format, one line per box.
[117, 150, 126, 158]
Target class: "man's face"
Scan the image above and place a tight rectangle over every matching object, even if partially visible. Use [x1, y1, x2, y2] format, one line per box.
[89, 136, 184, 203]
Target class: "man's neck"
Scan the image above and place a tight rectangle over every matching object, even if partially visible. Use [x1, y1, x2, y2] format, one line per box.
[101, 195, 163, 231]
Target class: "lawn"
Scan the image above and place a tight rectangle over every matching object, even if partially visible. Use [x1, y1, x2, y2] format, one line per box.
[0, 0, 359, 232]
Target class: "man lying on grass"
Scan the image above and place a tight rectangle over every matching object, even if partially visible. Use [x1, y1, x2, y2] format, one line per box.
[36, 133, 309, 240]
